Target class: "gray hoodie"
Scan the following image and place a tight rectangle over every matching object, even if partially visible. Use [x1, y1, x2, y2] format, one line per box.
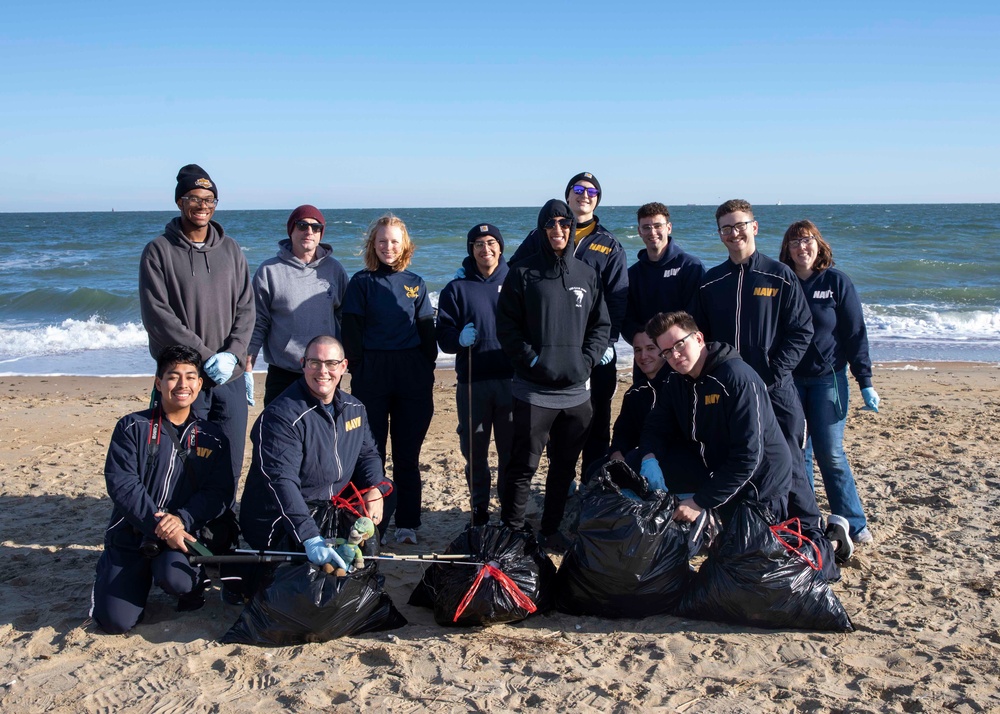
[248, 239, 348, 372]
[138, 217, 254, 382]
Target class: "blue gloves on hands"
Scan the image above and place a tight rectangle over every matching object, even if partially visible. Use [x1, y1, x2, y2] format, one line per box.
[861, 386, 880, 412]
[454, 267, 466, 280]
[600, 346, 615, 366]
[459, 322, 478, 347]
[304, 535, 349, 571]
[244, 371, 255, 406]
[529, 355, 539, 368]
[640, 457, 667, 492]
[204, 352, 238, 385]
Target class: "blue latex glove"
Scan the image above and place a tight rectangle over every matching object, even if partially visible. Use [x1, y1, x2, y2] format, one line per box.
[454, 267, 466, 280]
[304, 536, 349, 571]
[244, 371, 255, 406]
[204, 352, 238, 384]
[640, 457, 667, 492]
[600, 346, 615, 366]
[861, 386, 880, 413]
[529, 355, 539, 367]
[458, 322, 478, 347]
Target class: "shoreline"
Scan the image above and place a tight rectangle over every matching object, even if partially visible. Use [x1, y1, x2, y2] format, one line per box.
[2, 364, 999, 711]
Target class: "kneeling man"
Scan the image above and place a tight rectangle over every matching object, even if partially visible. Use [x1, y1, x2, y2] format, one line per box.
[92, 345, 233, 633]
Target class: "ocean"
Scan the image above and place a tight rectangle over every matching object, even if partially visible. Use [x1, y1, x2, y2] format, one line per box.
[1, 204, 998, 376]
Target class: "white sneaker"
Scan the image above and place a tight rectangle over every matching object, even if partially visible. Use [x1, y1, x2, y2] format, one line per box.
[825, 515, 854, 563]
[395, 528, 418, 545]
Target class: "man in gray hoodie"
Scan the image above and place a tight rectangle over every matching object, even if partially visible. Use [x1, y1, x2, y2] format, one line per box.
[247, 205, 349, 405]
[138, 164, 254, 488]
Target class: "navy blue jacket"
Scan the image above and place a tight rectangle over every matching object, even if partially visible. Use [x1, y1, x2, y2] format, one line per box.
[690, 251, 814, 387]
[239, 380, 385, 548]
[793, 267, 873, 388]
[436, 255, 514, 383]
[623, 241, 705, 342]
[638, 343, 793, 511]
[103, 409, 232, 548]
[497, 229, 611, 389]
[609, 369, 667, 456]
[341, 264, 437, 365]
[510, 218, 627, 345]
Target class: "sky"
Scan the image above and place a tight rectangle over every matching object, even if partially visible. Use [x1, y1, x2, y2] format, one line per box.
[1, 2, 998, 211]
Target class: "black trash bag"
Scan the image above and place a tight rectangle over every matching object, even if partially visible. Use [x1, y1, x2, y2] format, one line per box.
[221, 499, 406, 645]
[554, 460, 692, 618]
[408, 523, 557, 627]
[221, 561, 406, 646]
[676, 500, 854, 632]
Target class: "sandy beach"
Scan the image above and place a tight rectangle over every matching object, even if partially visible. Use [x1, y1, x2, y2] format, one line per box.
[1, 362, 999, 713]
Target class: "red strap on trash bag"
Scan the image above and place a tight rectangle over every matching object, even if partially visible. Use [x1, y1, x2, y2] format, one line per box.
[331, 480, 394, 519]
[453, 563, 538, 622]
[770, 517, 823, 572]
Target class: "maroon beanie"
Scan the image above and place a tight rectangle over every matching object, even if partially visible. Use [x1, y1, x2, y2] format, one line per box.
[286, 205, 326, 237]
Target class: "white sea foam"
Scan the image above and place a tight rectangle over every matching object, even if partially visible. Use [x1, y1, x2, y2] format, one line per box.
[865, 305, 1000, 340]
[0, 317, 148, 358]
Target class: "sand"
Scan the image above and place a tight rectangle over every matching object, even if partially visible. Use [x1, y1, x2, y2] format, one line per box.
[1, 363, 999, 713]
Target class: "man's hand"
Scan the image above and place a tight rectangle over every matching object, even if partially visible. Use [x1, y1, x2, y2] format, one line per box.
[154, 511, 196, 553]
[672, 498, 704, 524]
[363, 488, 384, 525]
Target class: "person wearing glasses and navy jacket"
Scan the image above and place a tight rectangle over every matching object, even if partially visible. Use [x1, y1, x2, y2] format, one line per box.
[139, 164, 254, 489]
[91, 345, 234, 633]
[247, 204, 349, 406]
[508, 172, 628, 477]
[436, 223, 514, 527]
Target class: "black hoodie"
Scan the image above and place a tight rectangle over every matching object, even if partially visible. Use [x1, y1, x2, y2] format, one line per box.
[496, 200, 611, 402]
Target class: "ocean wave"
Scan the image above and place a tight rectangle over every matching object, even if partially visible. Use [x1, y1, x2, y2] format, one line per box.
[865, 305, 1000, 339]
[0, 287, 139, 323]
[0, 318, 147, 359]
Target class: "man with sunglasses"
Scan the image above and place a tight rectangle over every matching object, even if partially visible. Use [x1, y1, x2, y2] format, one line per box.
[139, 164, 254, 489]
[497, 200, 611, 552]
[436, 223, 514, 526]
[239, 335, 394, 571]
[509, 172, 628, 477]
[248, 205, 349, 406]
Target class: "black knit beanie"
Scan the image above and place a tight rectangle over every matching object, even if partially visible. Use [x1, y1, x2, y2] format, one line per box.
[466, 223, 505, 256]
[175, 164, 218, 201]
[564, 171, 602, 208]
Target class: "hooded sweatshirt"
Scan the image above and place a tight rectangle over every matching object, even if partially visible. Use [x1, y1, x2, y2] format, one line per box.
[496, 199, 611, 408]
[622, 241, 705, 342]
[248, 239, 349, 373]
[139, 217, 254, 380]
[436, 254, 513, 383]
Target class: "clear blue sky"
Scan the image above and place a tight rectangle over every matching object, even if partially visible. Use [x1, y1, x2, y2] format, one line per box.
[2, 2, 997, 211]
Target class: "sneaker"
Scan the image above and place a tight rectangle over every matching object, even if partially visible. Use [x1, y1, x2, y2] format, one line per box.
[852, 527, 874, 545]
[825, 514, 855, 564]
[395, 528, 418, 545]
[471, 507, 490, 527]
[538, 530, 571, 554]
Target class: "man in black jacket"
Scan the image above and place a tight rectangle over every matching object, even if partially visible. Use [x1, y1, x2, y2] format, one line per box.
[496, 200, 611, 551]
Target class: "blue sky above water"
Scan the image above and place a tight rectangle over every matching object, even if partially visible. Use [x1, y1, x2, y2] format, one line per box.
[2, 2, 998, 211]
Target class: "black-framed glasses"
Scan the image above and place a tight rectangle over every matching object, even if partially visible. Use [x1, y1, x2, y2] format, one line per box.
[544, 218, 572, 230]
[471, 239, 499, 251]
[180, 196, 219, 207]
[659, 331, 698, 359]
[304, 357, 345, 371]
[570, 185, 599, 198]
[787, 236, 815, 248]
[294, 221, 324, 234]
[639, 222, 668, 235]
[718, 220, 753, 237]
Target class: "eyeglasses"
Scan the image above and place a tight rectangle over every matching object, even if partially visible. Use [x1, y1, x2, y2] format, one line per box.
[718, 220, 754, 238]
[659, 331, 698, 359]
[570, 185, 600, 198]
[472, 239, 499, 251]
[304, 357, 345, 371]
[544, 218, 572, 230]
[787, 236, 815, 248]
[639, 222, 668, 235]
[294, 221, 324, 234]
[180, 196, 219, 207]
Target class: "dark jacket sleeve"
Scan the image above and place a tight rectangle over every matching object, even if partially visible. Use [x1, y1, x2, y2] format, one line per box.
[581, 276, 612, 371]
[770, 277, 814, 381]
[638, 381, 682, 460]
[350, 419, 387, 492]
[508, 230, 540, 266]
[139, 244, 213, 362]
[174, 430, 233, 532]
[223, 248, 255, 368]
[435, 282, 463, 355]
[622, 265, 642, 344]
[104, 417, 162, 538]
[601, 243, 629, 344]
[417, 315, 438, 365]
[836, 274, 874, 389]
[610, 386, 649, 455]
[251, 409, 321, 544]
[496, 269, 537, 370]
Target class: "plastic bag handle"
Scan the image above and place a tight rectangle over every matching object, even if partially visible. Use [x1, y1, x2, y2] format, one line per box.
[770, 517, 823, 572]
[452, 563, 538, 622]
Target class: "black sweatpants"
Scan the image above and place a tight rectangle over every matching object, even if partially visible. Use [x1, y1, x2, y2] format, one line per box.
[501, 397, 592, 535]
[263, 364, 302, 406]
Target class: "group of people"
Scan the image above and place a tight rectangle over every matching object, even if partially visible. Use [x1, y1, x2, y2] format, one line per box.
[90, 164, 879, 633]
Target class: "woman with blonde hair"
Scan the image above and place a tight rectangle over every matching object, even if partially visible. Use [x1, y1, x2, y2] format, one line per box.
[780, 219, 878, 546]
[342, 214, 437, 545]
